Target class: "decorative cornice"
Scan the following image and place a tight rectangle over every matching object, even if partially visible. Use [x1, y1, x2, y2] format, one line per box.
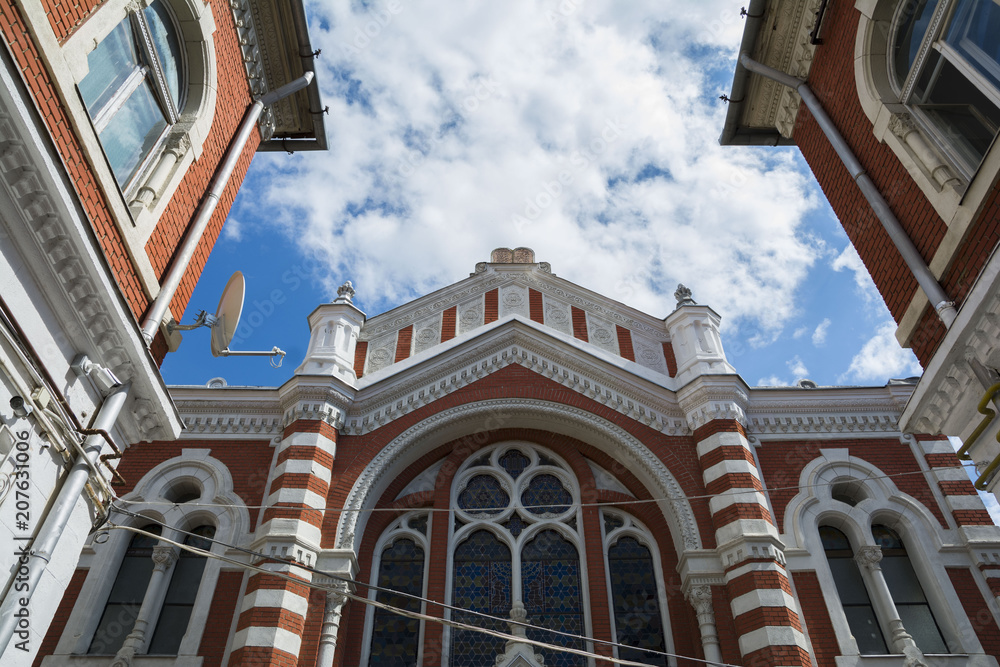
[335, 398, 703, 553]
[228, 0, 275, 138]
[346, 326, 687, 436]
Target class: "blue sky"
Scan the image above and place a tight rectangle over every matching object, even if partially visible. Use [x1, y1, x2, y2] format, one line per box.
[161, 0, 922, 390]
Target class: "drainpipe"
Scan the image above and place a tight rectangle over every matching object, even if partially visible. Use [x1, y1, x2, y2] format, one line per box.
[739, 54, 957, 329]
[140, 72, 315, 345]
[0, 381, 132, 655]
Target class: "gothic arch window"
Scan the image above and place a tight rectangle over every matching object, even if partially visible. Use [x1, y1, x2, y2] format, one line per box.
[601, 510, 670, 666]
[448, 444, 585, 667]
[363, 512, 430, 666]
[147, 524, 216, 654]
[820, 526, 888, 654]
[888, 0, 1000, 176]
[79, 0, 185, 189]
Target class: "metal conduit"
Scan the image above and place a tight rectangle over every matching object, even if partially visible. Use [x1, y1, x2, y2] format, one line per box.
[140, 72, 314, 345]
[739, 54, 957, 329]
[0, 382, 132, 655]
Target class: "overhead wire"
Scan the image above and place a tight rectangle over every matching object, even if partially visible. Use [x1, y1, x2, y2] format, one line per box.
[107, 517, 739, 667]
[110, 459, 990, 516]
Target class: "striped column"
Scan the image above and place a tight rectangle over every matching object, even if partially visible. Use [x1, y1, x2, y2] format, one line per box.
[921, 437, 996, 529]
[229, 419, 337, 666]
[696, 421, 810, 667]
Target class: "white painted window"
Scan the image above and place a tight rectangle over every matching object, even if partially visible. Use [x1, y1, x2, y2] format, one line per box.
[79, 0, 185, 189]
[890, 0, 1000, 177]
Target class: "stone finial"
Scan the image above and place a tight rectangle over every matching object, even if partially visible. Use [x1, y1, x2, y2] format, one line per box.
[674, 284, 695, 306]
[490, 247, 535, 264]
[335, 281, 355, 304]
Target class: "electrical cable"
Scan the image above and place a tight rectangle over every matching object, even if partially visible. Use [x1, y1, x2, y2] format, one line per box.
[110, 460, 989, 515]
[107, 520, 740, 667]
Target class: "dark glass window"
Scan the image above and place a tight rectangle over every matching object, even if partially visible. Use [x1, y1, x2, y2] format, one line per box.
[79, 0, 184, 188]
[147, 525, 215, 654]
[451, 530, 512, 666]
[820, 526, 888, 654]
[457, 475, 509, 516]
[872, 525, 948, 653]
[607, 534, 668, 666]
[521, 474, 572, 515]
[88, 524, 162, 654]
[368, 538, 425, 666]
[522, 530, 583, 666]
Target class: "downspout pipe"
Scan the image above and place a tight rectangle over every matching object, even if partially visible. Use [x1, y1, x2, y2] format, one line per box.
[739, 54, 957, 328]
[0, 381, 131, 655]
[140, 72, 315, 345]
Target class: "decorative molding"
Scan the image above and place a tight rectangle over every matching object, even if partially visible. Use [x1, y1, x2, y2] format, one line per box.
[855, 545, 883, 570]
[334, 398, 703, 553]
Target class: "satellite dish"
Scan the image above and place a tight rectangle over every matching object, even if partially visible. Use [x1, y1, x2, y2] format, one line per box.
[167, 270, 286, 367]
[211, 271, 245, 357]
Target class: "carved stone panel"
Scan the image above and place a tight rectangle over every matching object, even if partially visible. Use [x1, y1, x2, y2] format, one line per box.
[632, 331, 669, 375]
[364, 331, 398, 375]
[499, 284, 529, 320]
[412, 314, 442, 355]
[458, 297, 484, 335]
[587, 314, 620, 355]
[542, 296, 573, 336]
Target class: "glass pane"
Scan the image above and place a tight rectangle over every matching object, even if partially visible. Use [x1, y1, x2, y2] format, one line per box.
[147, 605, 191, 654]
[898, 604, 948, 653]
[844, 605, 888, 654]
[88, 603, 141, 654]
[522, 474, 572, 515]
[892, 0, 934, 89]
[820, 525, 851, 551]
[143, 0, 183, 106]
[608, 537, 669, 666]
[871, 525, 904, 550]
[161, 558, 206, 604]
[451, 531, 511, 667]
[827, 558, 873, 606]
[882, 555, 928, 604]
[945, 0, 1000, 91]
[457, 475, 509, 515]
[99, 79, 167, 185]
[498, 449, 530, 479]
[106, 556, 155, 604]
[913, 51, 1000, 169]
[603, 512, 624, 534]
[522, 530, 583, 667]
[369, 539, 424, 666]
[80, 20, 140, 114]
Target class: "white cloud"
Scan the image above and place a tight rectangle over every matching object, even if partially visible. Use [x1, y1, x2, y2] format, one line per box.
[831, 244, 880, 305]
[812, 318, 831, 346]
[787, 355, 809, 378]
[757, 375, 791, 387]
[222, 216, 243, 242]
[840, 320, 922, 384]
[793, 326, 808, 339]
[253, 0, 823, 336]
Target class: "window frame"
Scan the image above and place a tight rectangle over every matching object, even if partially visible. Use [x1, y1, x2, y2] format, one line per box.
[440, 443, 594, 667]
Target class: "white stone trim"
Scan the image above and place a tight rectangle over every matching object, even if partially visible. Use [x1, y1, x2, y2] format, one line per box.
[239, 588, 310, 618]
[725, 559, 790, 583]
[231, 626, 301, 653]
[737, 626, 808, 655]
[709, 491, 770, 515]
[272, 457, 333, 481]
[266, 487, 326, 509]
[730, 589, 799, 618]
[701, 460, 761, 487]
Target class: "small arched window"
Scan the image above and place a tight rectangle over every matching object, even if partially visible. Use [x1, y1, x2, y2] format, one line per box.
[79, 0, 185, 188]
[820, 526, 888, 654]
[890, 0, 1000, 175]
[871, 525, 947, 653]
[88, 524, 162, 655]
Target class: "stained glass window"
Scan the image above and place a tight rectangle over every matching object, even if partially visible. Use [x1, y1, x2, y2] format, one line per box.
[607, 536, 668, 666]
[451, 531, 512, 666]
[503, 514, 526, 537]
[604, 513, 624, 534]
[522, 474, 572, 515]
[408, 514, 428, 535]
[458, 475, 509, 515]
[522, 530, 584, 666]
[369, 538, 425, 666]
[499, 449, 530, 478]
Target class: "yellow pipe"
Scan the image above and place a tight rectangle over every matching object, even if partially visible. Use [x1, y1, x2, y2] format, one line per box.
[956, 383, 1000, 460]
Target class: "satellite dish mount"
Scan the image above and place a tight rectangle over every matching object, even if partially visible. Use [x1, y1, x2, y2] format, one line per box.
[168, 271, 286, 368]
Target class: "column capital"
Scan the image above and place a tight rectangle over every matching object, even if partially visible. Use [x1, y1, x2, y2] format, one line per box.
[855, 545, 883, 571]
[151, 545, 178, 570]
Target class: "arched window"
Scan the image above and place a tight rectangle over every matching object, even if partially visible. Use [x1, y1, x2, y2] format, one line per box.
[871, 525, 947, 653]
[79, 0, 185, 188]
[366, 513, 429, 666]
[450, 445, 583, 667]
[890, 0, 1000, 175]
[147, 524, 216, 654]
[821, 526, 888, 654]
[88, 524, 162, 655]
[602, 511, 669, 666]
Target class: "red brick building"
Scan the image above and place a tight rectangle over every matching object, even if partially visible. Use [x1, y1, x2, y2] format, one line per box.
[721, 1, 1000, 500]
[36, 250, 1000, 666]
[0, 0, 324, 662]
